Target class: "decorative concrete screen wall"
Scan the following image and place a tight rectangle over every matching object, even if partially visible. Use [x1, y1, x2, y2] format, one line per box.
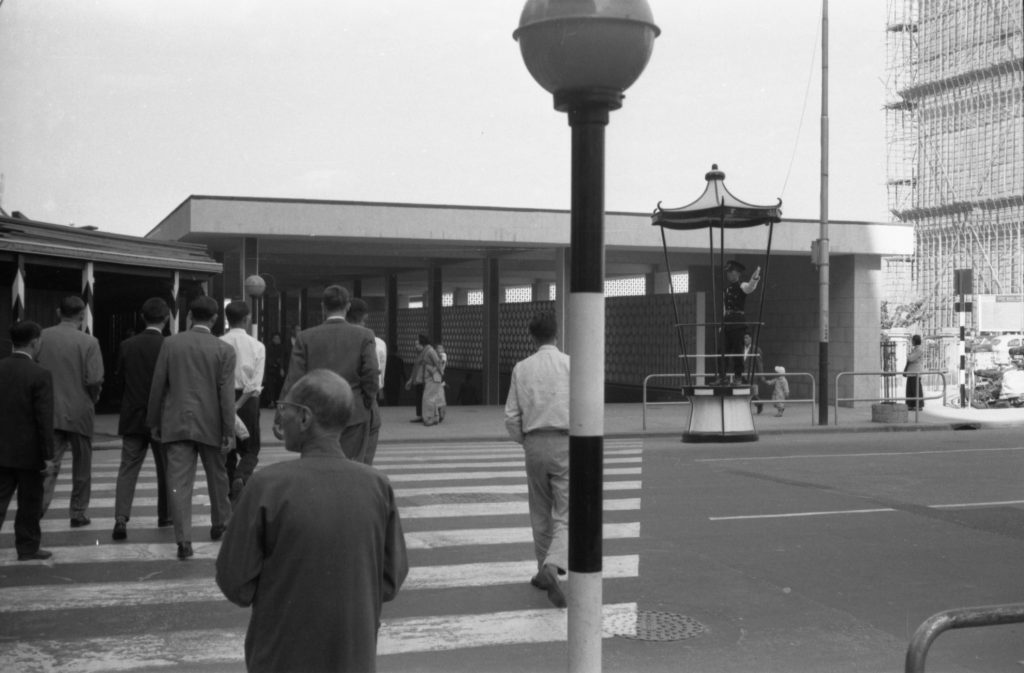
[372, 293, 697, 387]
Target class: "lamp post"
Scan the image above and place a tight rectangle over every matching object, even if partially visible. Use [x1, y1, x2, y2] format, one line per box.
[514, 3, 658, 671]
[244, 274, 267, 339]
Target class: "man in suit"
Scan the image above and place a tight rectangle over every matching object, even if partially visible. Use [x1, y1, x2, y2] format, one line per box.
[112, 297, 171, 541]
[38, 296, 104, 527]
[0, 321, 55, 561]
[219, 300, 265, 499]
[282, 285, 379, 460]
[147, 295, 236, 560]
[345, 298, 384, 465]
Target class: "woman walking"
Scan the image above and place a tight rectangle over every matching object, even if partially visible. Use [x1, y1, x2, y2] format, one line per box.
[406, 334, 446, 425]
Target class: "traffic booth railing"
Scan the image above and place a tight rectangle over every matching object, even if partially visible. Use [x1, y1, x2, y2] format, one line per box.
[905, 603, 1024, 673]
[641, 372, 816, 429]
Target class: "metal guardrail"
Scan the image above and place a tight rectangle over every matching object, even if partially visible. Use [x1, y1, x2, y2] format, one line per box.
[641, 372, 817, 429]
[905, 603, 1024, 673]
[832, 370, 947, 425]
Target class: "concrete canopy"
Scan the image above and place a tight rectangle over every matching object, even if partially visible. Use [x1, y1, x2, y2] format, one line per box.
[148, 195, 912, 298]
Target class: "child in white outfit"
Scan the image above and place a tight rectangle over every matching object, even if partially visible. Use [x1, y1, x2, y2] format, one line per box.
[767, 366, 790, 416]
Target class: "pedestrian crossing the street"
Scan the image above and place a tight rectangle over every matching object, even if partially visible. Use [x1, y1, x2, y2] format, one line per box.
[0, 438, 645, 671]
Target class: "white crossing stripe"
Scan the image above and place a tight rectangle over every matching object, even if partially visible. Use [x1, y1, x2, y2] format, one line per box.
[2, 436, 645, 670]
[0, 555, 640, 612]
[0, 523, 641, 565]
[0, 603, 639, 671]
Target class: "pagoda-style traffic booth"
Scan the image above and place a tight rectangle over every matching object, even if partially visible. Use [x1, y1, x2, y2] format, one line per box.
[652, 165, 782, 442]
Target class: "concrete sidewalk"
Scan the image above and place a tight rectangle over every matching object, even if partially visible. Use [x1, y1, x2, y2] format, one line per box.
[91, 400, 1024, 449]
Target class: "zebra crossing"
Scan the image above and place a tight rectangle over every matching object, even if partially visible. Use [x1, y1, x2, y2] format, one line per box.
[0, 437, 645, 672]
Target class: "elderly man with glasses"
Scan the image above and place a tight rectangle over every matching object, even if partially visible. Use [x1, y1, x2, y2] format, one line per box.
[217, 369, 408, 673]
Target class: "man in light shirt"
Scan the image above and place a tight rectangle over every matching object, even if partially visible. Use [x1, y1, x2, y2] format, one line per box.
[220, 301, 265, 500]
[503, 311, 570, 608]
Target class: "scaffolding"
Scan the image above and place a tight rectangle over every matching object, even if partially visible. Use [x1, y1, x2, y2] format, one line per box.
[886, 0, 1024, 333]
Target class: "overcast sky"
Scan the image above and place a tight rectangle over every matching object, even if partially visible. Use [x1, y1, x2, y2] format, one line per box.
[0, 1, 890, 237]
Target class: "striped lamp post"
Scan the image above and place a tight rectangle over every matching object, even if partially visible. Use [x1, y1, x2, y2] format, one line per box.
[514, 3, 658, 671]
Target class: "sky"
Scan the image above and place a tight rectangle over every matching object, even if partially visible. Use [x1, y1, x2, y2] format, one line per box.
[0, 1, 890, 237]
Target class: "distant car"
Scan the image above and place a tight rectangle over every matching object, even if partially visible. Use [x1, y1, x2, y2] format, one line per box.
[989, 334, 1024, 361]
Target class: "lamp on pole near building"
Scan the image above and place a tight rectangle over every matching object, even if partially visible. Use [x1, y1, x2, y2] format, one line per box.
[514, 3, 658, 671]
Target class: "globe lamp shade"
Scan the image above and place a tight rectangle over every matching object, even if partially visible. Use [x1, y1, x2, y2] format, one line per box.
[514, 0, 659, 109]
[244, 275, 267, 298]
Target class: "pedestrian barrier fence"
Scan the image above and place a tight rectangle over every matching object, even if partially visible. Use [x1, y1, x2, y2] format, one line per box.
[905, 603, 1024, 673]
[641, 372, 816, 430]
[833, 370, 946, 425]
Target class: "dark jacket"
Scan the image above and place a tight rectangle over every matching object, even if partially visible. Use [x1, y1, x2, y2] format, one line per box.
[0, 353, 54, 470]
[282, 318, 380, 427]
[117, 328, 164, 436]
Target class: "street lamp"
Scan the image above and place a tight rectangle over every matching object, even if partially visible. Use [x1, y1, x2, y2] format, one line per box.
[514, 3, 658, 672]
[244, 274, 267, 339]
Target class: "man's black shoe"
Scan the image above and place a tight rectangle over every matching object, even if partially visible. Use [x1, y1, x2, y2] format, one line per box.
[17, 549, 53, 561]
[210, 525, 226, 541]
[157, 519, 173, 528]
[112, 520, 127, 541]
[177, 542, 194, 560]
[70, 516, 91, 528]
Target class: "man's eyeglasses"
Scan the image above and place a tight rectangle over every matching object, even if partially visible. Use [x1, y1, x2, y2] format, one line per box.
[274, 400, 311, 416]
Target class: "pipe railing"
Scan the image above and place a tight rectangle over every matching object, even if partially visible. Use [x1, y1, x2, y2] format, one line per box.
[905, 603, 1024, 673]
[833, 370, 946, 425]
[642, 372, 817, 429]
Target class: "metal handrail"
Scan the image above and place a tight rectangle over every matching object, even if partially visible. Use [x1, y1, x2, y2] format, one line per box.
[642, 372, 817, 429]
[905, 603, 1024, 673]
[833, 370, 947, 425]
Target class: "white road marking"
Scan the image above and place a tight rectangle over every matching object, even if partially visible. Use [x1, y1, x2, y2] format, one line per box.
[401, 498, 640, 519]
[0, 523, 642, 564]
[710, 508, 896, 521]
[396, 480, 642, 497]
[0, 603, 639, 671]
[709, 500, 1024, 521]
[387, 467, 641, 482]
[0, 555, 640, 612]
[697, 446, 1024, 463]
[380, 456, 640, 471]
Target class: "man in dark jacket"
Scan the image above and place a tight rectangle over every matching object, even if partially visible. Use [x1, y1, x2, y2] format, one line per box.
[0, 321, 55, 561]
[112, 298, 171, 540]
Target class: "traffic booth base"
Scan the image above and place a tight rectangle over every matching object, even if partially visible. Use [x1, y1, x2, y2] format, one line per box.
[682, 385, 758, 443]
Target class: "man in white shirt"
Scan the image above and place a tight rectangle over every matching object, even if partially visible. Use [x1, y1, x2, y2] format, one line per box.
[504, 312, 570, 608]
[346, 298, 385, 465]
[220, 301, 265, 500]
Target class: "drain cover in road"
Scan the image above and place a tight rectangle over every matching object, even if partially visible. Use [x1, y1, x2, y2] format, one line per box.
[604, 610, 708, 641]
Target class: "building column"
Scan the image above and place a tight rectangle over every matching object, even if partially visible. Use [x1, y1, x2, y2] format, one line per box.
[300, 287, 310, 328]
[428, 265, 443, 346]
[532, 279, 550, 302]
[386, 275, 399, 352]
[210, 252, 226, 335]
[352, 279, 363, 298]
[482, 257, 501, 405]
[555, 247, 570, 354]
[453, 288, 469, 306]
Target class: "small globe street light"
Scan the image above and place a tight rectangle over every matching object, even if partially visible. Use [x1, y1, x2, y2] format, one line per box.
[514, 3, 658, 672]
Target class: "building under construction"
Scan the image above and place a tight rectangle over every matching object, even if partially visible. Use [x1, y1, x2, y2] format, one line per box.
[886, 0, 1024, 334]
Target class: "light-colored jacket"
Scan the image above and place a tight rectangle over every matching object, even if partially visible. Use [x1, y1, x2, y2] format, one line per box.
[147, 326, 236, 446]
[906, 345, 926, 374]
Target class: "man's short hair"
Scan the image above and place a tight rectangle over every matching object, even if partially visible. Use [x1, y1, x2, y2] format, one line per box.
[288, 369, 353, 430]
[189, 295, 219, 322]
[58, 295, 86, 318]
[321, 285, 350, 313]
[347, 298, 368, 324]
[10, 320, 42, 348]
[141, 297, 170, 325]
[225, 300, 251, 326]
[528, 312, 558, 342]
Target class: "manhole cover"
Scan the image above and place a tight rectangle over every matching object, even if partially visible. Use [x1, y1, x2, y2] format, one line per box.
[604, 610, 708, 642]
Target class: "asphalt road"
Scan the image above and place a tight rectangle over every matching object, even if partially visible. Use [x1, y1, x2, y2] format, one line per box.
[1, 428, 1021, 673]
